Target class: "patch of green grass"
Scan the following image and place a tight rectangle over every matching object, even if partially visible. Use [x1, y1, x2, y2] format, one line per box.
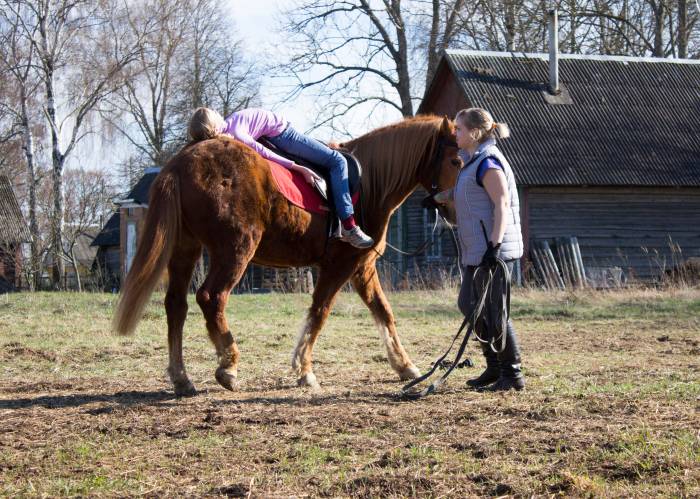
[49, 474, 139, 496]
[544, 374, 700, 401]
[583, 427, 699, 485]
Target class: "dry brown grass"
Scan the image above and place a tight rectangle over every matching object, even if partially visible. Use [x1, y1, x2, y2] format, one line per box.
[0, 288, 698, 497]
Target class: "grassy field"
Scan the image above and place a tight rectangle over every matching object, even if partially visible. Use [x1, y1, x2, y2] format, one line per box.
[1, 287, 698, 497]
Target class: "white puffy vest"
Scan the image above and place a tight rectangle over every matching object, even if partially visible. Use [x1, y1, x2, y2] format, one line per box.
[454, 140, 523, 266]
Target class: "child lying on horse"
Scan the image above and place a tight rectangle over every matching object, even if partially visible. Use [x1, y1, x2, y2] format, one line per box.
[188, 107, 374, 249]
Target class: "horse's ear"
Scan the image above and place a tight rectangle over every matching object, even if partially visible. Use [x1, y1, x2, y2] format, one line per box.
[440, 115, 452, 133]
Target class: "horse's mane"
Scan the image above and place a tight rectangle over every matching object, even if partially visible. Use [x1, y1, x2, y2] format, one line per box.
[344, 115, 443, 215]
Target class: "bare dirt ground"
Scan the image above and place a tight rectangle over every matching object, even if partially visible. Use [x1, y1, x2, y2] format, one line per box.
[1, 288, 698, 497]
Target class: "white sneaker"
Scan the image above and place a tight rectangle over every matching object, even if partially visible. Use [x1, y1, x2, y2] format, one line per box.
[341, 226, 374, 249]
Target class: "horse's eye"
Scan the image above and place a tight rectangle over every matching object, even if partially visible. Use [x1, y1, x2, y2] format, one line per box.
[451, 159, 462, 167]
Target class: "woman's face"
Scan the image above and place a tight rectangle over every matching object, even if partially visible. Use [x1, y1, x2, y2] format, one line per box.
[455, 119, 477, 150]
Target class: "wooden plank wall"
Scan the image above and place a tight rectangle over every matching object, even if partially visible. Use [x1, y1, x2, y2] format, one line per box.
[527, 187, 700, 281]
[0, 245, 18, 286]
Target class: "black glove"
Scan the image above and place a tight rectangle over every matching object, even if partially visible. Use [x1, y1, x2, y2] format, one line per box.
[421, 194, 439, 211]
[481, 241, 502, 267]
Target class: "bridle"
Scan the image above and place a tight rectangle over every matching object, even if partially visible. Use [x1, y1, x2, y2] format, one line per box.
[427, 135, 459, 197]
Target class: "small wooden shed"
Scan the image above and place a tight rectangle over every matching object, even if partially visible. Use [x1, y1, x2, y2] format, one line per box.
[415, 50, 700, 283]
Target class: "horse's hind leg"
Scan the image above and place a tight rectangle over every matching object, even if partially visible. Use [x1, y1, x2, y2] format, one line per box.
[351, 262, 420, 381]
[196, 245, 257, 391]
[165, 236, 202, 396]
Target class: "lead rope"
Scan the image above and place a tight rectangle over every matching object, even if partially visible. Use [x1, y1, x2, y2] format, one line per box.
[383, 208, 443, 257]
[471, 221, 510, 353]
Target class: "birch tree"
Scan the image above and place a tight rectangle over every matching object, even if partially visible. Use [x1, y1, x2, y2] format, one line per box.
[0, 2, 44, 289]
[4, 0, 136, 289]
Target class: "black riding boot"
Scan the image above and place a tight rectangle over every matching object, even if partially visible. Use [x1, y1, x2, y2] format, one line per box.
[466, 342, 499, 389]
[479, 322, 525, 392]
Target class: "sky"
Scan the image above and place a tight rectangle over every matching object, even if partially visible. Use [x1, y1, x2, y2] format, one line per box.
[226, 0, 322, 135]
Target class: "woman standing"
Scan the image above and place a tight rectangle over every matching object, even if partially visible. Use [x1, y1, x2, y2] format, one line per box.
[443, 108, 525, 391]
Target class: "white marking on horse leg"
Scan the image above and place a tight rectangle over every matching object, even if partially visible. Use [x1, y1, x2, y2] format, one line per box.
[291, 313, 313, 374]
[399, 365, 421, 380]
[217, 345, 238, 374]
[373, 318, 420, 379]
[374, 319, 403, 370]
[297, 371, 320, 390]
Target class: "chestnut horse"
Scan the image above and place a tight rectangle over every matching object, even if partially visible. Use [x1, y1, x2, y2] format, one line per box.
[113, 115, 460, 396]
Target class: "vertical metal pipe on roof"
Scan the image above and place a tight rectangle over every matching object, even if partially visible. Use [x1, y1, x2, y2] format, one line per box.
[548, 9, 560, 95]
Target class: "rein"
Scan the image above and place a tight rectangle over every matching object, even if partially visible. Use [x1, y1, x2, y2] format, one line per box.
[383, 211, 442, 257]
[399, 257, 511, 399]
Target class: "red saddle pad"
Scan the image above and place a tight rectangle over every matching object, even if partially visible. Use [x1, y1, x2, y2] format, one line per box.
[266, 159, 359, 215]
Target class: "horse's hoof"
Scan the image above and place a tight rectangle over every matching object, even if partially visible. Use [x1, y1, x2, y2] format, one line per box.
[215, 367, 239, 391]
[399, 365, 421, 381]
[174, 380, 197, 398]
[297, 372, 321, 390]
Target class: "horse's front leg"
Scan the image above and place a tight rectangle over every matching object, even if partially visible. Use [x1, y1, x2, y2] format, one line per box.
[292, 264, 355, 389]
[351, 262, 420, 381]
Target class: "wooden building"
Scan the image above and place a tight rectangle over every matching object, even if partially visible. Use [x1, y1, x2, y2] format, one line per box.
[0, 175, 31, 292]
[91, 212, 121, 291]
[415, 50, 700, 283]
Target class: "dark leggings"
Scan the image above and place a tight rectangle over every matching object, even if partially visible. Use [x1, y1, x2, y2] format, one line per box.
[457, 261, 519, 354]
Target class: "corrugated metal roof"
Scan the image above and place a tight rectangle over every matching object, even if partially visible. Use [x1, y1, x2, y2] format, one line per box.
[426, 50, 700, 187]
[0, 176, 31, 243]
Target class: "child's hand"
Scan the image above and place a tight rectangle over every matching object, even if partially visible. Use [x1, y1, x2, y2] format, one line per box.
[296, 165, 323, 185]
[328, 141, 342, 149]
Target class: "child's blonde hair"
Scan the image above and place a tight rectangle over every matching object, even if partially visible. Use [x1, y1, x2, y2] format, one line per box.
[455, 108, 510, 143]
[188, 107, 225, 141]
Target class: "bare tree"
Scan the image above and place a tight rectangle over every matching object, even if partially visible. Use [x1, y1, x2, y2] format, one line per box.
[3, 0, 137, 289]
[0, 3, 46, 289]
[104, 0, 188, 168]
[281, 0, 418, 132]
[182, 0, 260, 115]
[62, 167, 115, 291]
[555, 0, 699, 57]
[444, 0, 699, 58]
[103, 0, 260, 171]
[423, 0, 471, 88]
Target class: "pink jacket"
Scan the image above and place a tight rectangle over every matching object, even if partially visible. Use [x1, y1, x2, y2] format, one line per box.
[220, 108, 293, 168]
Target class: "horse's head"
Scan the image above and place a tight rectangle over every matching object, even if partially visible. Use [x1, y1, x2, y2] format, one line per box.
[417, 116, 461, 224]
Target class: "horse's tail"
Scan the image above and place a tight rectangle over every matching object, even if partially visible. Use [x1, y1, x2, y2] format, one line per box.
[113, 168, 181, 336]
